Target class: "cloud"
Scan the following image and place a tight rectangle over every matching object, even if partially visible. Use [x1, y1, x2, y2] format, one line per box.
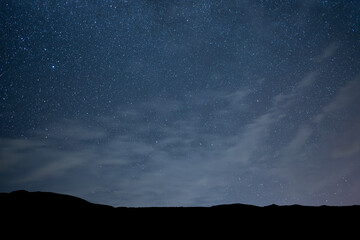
[216, 72, 357, 205]
[280, 125, 313, 162]
[38, 120, 108, 142]
[20, 150, 89, 182]
[297, 71, 318, 89]
[222, 89, 251, 106]
[2, 74, 359, 206]
[0, 137, 96, 184]
[225, 112, 281, 164]
[273, 77, 360, 204]
[0, 122, 108, 186]
[280, 115, 360, 204]
[313, 42, 338, 62]
[225, 72, 319, 165]
[104, 151, 231, 206]
[314, 78, 360, 123]
[9, 88, 248, 205]
[0, 138, 44, 172]
[332, 141, 360, 159]
[271, 71, 319, 112]
[330, 111, 360, 160]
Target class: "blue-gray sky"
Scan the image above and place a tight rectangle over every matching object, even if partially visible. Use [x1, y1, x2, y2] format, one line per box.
[1, 0, 360, 206]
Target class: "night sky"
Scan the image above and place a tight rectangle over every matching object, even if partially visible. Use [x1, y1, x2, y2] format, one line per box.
[1, 0, 360, 207]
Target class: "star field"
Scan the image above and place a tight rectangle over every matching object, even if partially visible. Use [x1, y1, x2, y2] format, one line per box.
[1, 0, 360, 206]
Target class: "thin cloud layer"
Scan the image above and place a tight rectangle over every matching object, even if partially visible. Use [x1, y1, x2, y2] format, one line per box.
[1, 74, 359, 206]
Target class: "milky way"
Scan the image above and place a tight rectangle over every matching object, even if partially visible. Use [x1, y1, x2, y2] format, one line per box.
[1, 1, 360, 206]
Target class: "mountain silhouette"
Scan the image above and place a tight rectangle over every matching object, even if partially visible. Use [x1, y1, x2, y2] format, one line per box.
[0, 190, 113, 211]
[1, 190, 359, 232]
[2, 190, 359, 212]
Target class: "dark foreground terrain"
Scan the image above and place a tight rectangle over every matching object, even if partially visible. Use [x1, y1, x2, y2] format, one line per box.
[1, 190, 358, 234]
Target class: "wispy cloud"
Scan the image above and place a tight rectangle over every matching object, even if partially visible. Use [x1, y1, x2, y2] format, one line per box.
[314, 77, 360, 123]
[0, 138, 44, 172]
[280, 125, 313, 163]
[313, 42, 338, 62]
[20, 150, 89, 182]
[1, 74, 360, 206]
[297, 71, 319, 89]
[275, 77, 360, 204]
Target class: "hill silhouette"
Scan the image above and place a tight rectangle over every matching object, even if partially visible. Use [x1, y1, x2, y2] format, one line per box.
[1, 190, 359, 232]
[2, 190, 359, 212]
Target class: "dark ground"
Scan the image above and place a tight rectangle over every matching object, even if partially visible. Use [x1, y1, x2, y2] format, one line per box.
[1, 190, 358, 236]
